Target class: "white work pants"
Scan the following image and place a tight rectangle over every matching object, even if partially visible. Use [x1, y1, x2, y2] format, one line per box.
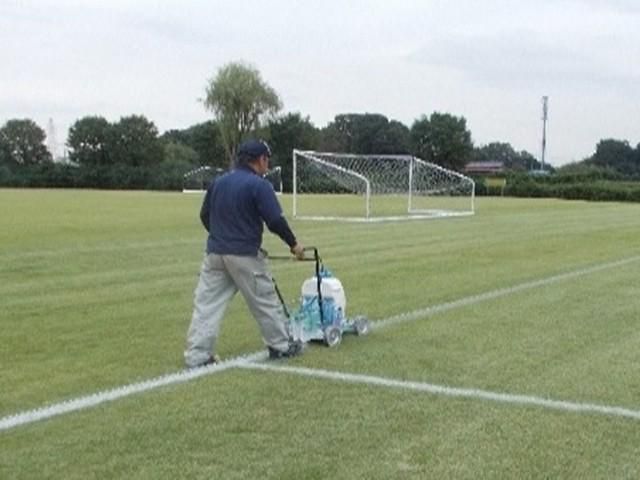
[184, 251, 290, 367]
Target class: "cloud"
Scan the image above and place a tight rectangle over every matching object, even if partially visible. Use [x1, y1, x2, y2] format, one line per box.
[571, 0, 640, 13]
[1, 0, 639, 165]
[409, 29, 639, 92]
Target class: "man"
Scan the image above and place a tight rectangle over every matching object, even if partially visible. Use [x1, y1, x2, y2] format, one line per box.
[184, 139, 305, 368]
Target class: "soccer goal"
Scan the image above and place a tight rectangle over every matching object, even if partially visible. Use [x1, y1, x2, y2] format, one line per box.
[182, 166, 225, 193]
[183, 165, 283, 194]
[264, 165, 283, 195]
[292, 150, 475, 221]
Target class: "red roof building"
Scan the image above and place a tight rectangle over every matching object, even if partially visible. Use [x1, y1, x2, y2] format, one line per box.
[464, 161, 505, 175]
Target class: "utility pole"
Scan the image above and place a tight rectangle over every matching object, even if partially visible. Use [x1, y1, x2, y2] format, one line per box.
[47, 118, 58, 161]
[540, 96, 548, 171]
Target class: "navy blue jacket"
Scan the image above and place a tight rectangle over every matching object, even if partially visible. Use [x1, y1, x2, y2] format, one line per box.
[200, 165, 296, 255]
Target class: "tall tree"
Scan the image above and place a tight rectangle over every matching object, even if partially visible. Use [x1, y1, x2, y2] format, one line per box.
[109, 115, 163, 166]
[0, 119, 52, 167]
[162, 121, 226, 168]
[319, 113, 410, 154]
[410, 112, 473, 171]
[184, 121, 226, 168]
[589, 139, 638, 177]
[203, 61, 282, 166]
[267, 112, 319, 191]
[0, 135, 11, 168]
[472, 142, 537, 171]
[67, 116, 112, 166]
[162, 141, 199, 167]
[384, 120, 411, 154]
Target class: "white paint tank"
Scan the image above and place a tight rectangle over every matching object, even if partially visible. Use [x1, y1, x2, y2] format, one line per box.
[301, 276, 347, 316]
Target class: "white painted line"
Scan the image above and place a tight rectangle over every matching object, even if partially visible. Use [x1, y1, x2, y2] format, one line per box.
[1, 254, 638, 432]
[0, 352, 266, 432]
[373, 255, 640, 331]
[240, 363, 640, 421]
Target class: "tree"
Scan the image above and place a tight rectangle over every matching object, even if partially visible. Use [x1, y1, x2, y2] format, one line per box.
[318, 116, 350, 152]
[165, 121, 227, 169]
[0, 137, 11, 168]
[67, 116, 112, 166]
[163, 141, 199, 167]
[158, 141, 200, 190]
[410, 112, 473, 171]
[0, 119, 52, 167]
[266, 112, 319, 191]
[519, 151, 540, 171]
[203, 61, 282, 166]
[589, 139, 637, 177]
[472, 142, 537, 171]
[109, 115, 163, 166]
[384, 120, 411, 154]
[319, 113, 410, 154]
[473, 142, 516, 163]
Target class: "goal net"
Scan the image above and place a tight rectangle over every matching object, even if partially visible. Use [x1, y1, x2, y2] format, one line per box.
[183, 165, 283, 194]
[182, 166, 224, 193]
[292, 150, 475, 221]
[264, 166, 283, 195]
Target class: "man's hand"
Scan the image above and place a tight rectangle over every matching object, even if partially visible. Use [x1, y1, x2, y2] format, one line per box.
[290, 243, 305, 260]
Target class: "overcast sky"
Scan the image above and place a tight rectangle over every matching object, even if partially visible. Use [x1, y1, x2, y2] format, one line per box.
[2, 0, 639, 165]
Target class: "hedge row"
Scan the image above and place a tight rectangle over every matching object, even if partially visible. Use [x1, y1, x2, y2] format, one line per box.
[2, 163, 640, 203]
[0, 162, 189, 191]
[504, 178, 640, 202]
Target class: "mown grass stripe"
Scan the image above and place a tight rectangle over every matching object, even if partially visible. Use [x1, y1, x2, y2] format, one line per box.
[1, 254, 638, 432]
[0, 238, 201, 261]
[373, 255, 640, 331]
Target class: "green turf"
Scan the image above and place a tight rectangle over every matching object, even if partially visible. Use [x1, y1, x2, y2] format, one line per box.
[1, 188, 640, 479]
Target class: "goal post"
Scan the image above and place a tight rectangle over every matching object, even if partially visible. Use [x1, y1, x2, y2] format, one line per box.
[407, 156, 476, 216]
[292, 150, 475, 221]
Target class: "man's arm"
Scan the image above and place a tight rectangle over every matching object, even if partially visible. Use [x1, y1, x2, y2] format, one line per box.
[267, 216, 305, 259]
[257, 182, 304, 259]
[199, 187, 212, 232]
[267, 215, 296, 248]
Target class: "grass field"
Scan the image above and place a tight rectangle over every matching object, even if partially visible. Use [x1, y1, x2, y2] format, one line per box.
[1, 188, 640, 479]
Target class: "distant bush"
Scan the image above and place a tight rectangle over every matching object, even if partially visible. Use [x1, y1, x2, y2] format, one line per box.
[505, 172, 640, 202]
[550, 164, 623, 183]
[2, 161, 639, 202]
[0, 162, 186, 191]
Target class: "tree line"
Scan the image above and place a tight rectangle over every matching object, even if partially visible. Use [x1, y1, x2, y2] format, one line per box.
[1, 61, 639, 195]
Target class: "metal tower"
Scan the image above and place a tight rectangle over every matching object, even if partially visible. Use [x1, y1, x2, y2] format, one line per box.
[540, 96, 548, 171]
[47, 118, 58, 160]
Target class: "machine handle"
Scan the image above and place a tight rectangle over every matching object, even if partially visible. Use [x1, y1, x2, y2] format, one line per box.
[267, 246, 320, 262]
[270, 247, 325, 324]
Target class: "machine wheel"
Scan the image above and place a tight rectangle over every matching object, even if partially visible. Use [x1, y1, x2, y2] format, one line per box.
[354, 316, 370, 336]
[324, 326, 342, 347]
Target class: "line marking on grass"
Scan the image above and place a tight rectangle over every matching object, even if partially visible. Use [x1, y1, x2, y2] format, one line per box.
[1, 254, 639, 432]
[372, 255, 640, 331]
[0, 352, 266, 432]
[239, 363, 640, 421]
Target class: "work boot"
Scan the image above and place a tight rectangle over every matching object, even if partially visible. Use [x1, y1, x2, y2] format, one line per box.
[188, 354, 220, 369]
[268, 340, 304, 360]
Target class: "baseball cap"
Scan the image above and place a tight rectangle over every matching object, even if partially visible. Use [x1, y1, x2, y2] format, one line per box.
[237, 139, 272, 158]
